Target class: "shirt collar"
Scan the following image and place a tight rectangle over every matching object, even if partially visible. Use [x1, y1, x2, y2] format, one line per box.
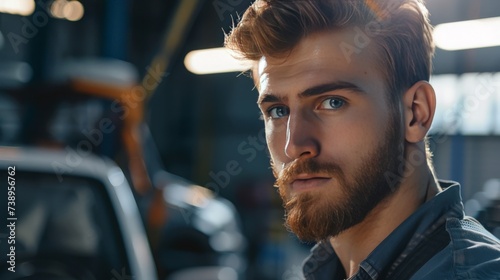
[303, 180, 464, 280]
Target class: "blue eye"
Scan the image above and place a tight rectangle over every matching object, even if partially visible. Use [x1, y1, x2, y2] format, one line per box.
[268, 106, 289, 119]
[320, 98, 345, 110]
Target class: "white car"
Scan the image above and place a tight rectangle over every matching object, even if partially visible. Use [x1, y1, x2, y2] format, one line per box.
[0, 146, 157, 280]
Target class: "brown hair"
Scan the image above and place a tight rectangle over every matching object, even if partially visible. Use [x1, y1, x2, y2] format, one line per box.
[224, 0, 435, 101]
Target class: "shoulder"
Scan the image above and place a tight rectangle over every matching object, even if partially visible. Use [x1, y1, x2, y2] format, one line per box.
[412, 217, 500, 280]
[446, 217, 500, 279]
[446, 216, 500, 247]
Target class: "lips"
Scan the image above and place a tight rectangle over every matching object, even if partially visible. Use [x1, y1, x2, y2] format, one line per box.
[291, 175, 331, 193]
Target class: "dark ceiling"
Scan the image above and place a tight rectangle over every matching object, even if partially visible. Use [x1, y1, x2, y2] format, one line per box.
[133, 0, 500, 77]
[146, 0, 500, 74]
[2, 0, 500, 82]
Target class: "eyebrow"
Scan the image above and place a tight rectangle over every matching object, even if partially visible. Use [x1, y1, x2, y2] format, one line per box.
[257, 81, 366, 105]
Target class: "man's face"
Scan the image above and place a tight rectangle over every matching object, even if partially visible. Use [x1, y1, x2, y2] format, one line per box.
[256, 30, 405, 241]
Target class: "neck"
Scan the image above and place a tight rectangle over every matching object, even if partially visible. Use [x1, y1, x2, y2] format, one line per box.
[329, 162, 441, 277]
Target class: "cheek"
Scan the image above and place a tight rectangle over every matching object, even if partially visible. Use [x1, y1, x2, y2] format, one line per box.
[350, 122, 385, 146]
[349, 103, 389, 140]
[265, 123, 286, 160]
[324, 112, 388, 165]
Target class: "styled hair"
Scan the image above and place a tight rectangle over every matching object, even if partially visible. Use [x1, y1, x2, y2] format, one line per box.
[224, 0, 435, 100]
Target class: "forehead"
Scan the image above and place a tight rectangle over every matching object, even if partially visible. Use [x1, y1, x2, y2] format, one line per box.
[255, 29, 386, 96]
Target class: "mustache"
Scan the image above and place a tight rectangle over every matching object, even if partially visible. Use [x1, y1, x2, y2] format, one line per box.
[274, 158, 343, 188]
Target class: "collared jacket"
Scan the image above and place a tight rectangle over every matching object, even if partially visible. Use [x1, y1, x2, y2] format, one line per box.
[302, 181, 500, 280]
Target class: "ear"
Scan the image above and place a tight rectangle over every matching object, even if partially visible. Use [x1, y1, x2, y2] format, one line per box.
[403, 81, 436, 143]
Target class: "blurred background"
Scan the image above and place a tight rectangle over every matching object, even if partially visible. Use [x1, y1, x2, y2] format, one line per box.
[0, 0, 499, 279]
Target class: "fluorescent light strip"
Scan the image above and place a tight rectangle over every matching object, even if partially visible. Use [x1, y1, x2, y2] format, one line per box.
[0, 0, 35, 16]
[184, 47, 253, 75]
[434, 17, 500, 51]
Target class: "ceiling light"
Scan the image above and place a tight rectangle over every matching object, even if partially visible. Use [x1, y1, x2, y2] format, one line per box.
[50, 0, 84, 21]
[63, 0, 84, 21]
[50, 0, 65, 18]
[434, 17, 500, 51]
[184, 47, 253, 75]
[0, 0, 35, 16]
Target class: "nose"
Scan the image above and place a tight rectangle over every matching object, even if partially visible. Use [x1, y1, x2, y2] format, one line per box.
[284, 110, 320, 160]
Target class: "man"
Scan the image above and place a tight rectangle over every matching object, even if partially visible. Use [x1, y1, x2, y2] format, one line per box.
[225, 0, 500, 279]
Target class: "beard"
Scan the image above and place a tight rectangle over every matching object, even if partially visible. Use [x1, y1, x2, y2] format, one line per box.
[273, 118, 404, 242]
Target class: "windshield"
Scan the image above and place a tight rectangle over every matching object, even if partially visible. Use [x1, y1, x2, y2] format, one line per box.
[0, 171, 130, 280]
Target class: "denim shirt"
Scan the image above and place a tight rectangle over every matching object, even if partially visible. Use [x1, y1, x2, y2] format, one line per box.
[302, 181, 500, 280]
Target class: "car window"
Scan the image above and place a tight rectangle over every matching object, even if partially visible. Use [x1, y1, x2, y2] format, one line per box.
[0, 171, 130, 280]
